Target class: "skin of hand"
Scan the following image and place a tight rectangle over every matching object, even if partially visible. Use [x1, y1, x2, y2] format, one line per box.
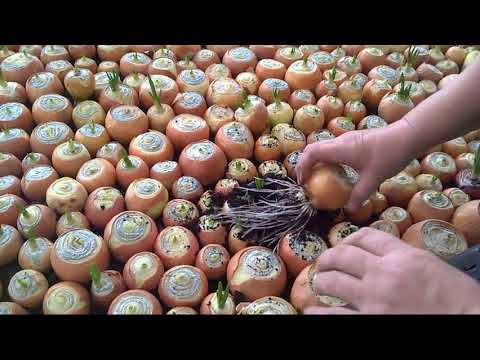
[297, 57, 480, 212]
[305, 227, 480, 315]
[296, 120, 419, 212]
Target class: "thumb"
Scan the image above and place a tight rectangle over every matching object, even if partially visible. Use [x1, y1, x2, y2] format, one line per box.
[345, 174, 379, 213]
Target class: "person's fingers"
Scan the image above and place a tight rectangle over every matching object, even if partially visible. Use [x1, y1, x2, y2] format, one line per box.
[344, 173, 380, 212]
[304, 306, 360, 315]
[296, 137, 358, 184]
[315, 244, 377, 279]
[313, 270, 363, 308]
[342, 227, 407, 257]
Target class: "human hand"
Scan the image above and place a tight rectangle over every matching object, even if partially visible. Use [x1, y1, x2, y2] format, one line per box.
[296, 121, 420, 212]
[305, 227, 480, 314]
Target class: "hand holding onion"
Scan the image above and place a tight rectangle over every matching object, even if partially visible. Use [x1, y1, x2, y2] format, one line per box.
[297, 123, 419, 211]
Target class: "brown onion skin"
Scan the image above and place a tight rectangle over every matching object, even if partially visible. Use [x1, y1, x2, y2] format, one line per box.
[0, 153, 22, 177]
[103, 211, 158, 263]
[379, 173, 418, 208]
[17, 204, 57, 240]
[56, 211, 90, 236]
[290, 265, 323, 313]
[104, 106, 149, 146]
[76, 158, 117, 194]
[407, 191, 454, 223]
[379, 206, 413, 235]
[0, 302, 28, 314]
[456, 169, 480, 199]
[0, 175, 21, 196]
[108, 289, 163, 315]
[128, 131, 175, 168]
[401, 219, 466, 257]
[51, 142, 91, 178]
[115, 155, 149, 189]
[84, 187, 126, 230]
[215, 122, 254, 161]
[30, 123, 74, 159]
[421, 152, 457, 184]
[123, 251, 164, 291]
[154, 226, 199, 270]
[226, 246, 287, 302]
[91, 270, 126, 310]
[195, 244, 230, 280]
[162, 199, 199, 228]
[68, 45, 96, 60]
[0, 103, 33, 131]
[442, 138, 469, 158]
[32, 95, 73, 126]
[254, 135, 282, 162]
[317, 96, 344, 124]
[158, 265, 208, 308]
[96, 142, 126, 167]
[278, 234, 322, 277]
[178, 140, 227, 187]
[50, 233, 110, 284]
[166, 115, 210, 152]
[0, 194, 27, 226]
[0, 224, 23, 267]
[250, 45, 276, 60]
[452, 200, 480, 246]
[97, 61, 120, 74]
[150, 161, 182, 192]
[43, 281, 91, 315]
[304, 164, 354, 211]
[1, 54, 44, 86]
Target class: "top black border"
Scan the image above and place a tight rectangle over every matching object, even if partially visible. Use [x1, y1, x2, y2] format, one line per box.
[5, 3, 479, 43]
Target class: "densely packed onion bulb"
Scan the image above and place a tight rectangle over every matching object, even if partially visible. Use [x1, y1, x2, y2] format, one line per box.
[227, 246, 287, 301]
[46, 177, 88, 214]
[90, 269, 126, 309]
[158, 265, 208, 308]
[51, 229, 110, 283]
[104, 211, 158, 263]
[108, 290, 163, 315]
[237, 296, 297, 315]
[402, 219, 467, 259]
[290, 264, 349, 313]
[42, 281, 91, 315]
[7, 269, 48, 309]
